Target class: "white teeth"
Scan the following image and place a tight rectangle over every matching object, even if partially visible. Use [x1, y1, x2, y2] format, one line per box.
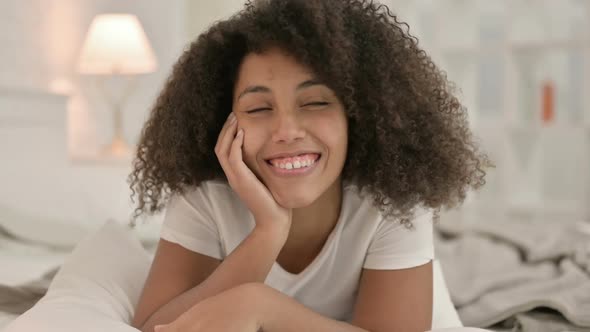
[271, 157, 317, 170]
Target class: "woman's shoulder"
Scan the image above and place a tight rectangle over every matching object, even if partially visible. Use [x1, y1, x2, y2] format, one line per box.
[340, 182, 382, 227]
[166, 179, 252, 234]
[342, 180, 382, 210]
[178, 179, 239, 209]
[341, 181, 433, 226]
[183, 179, 232, 195]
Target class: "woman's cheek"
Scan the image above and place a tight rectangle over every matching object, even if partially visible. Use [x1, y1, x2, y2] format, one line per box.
[240, 128, 259, 169]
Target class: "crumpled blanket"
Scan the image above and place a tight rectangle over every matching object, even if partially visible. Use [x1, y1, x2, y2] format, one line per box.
[0, 267, 58, 315]
[435, 217, 590, 332]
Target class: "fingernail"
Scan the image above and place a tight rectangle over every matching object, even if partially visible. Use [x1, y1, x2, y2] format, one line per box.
[154, 325, 165, 331]
[237, 128, 243, 136]
[228, 113, 236, 122]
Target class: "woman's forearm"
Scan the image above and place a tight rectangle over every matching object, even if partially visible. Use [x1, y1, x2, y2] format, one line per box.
[256, 284, 368, 332]
[152, 282, 369, 332]
[196, 225, 287, 294]
[141, 225, 287, 332]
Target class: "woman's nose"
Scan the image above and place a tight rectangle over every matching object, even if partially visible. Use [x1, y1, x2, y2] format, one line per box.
[271, 111, 306, 144]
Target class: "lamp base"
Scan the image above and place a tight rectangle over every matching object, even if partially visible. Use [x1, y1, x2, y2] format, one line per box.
[101, 136, 132, 158]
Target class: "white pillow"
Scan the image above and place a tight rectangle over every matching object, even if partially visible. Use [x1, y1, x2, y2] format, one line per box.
[5, 220, 463, 331]
[4, 220, 150, 332]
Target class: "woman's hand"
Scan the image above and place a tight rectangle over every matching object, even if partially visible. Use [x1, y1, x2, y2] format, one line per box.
[153, 283, 264, 332]
[215, 112, 292, 235]
[154, 283, 370, 332]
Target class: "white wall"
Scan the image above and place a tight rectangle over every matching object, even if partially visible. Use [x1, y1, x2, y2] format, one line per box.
[0, 0, 188, 229]
[0, 0, 186, 155]
[185, 0, 246, 41]
[0, 1, 260, 230]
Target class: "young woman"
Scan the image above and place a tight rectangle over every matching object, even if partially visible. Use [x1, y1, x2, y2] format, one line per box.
[129, 1, 489, 331]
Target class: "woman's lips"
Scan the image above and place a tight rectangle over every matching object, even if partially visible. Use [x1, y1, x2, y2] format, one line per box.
[264, 154, 321, 177]
[266, 153, 320, 166]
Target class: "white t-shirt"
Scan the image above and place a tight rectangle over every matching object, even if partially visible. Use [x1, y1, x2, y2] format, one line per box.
[160, 179, 434, 321]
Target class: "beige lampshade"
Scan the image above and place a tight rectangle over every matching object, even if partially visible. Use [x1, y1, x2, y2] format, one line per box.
[77, 14, 157, 74]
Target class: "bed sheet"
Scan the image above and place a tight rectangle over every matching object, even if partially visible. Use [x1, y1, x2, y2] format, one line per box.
[0, 233, 68, 287]
[0, 311, 18, 330]
[0, 231, 69, 329]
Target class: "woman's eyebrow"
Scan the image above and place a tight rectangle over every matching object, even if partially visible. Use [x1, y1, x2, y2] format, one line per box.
[296, 78, 324, 91]
[237, 85, 271, 101]
[236, 78, 325, 101]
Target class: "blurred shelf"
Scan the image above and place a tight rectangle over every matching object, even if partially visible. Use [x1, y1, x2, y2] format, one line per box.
[440, 39, 590, 56]
[424, 1, 590, 225]
[510, 40, 590, 53]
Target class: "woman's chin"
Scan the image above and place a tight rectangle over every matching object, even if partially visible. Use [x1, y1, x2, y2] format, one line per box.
[271, 188, 318, 209]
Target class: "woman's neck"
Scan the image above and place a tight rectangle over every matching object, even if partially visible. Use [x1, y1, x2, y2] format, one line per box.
[283, 178, 343, 251]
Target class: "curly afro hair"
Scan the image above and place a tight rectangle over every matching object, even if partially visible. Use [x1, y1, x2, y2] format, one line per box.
[129, 0, 491, 226]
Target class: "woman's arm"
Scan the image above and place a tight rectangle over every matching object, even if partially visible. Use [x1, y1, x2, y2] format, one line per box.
[258, 284, 369, 332]
[131, 240, 220, 330]
[351, 261, 433, 332]
[261, 261, 432, 332]
[156, 282, 368, 332]
[156, 262, 432, 332]
[138, 226, 287, 332]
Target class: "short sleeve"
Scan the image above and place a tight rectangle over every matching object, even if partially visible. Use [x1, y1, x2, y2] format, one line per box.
[363, 209, 434, 270]
[159, 187, 223, 260]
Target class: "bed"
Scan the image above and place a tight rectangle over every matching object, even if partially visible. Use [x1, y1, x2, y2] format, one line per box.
[0, 87, 160, 329]
[0, 230, 67, 329]
[0, 88, 67, 328]
[434, 216, 590, 331]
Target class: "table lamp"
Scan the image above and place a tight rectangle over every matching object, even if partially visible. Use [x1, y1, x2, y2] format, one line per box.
[77, 13, 157, 157]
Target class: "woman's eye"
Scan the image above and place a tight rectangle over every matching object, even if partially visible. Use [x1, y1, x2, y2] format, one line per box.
[246, 102, 329, 114]
[302, 102, 330, 108]
[246, 108, 271, 114]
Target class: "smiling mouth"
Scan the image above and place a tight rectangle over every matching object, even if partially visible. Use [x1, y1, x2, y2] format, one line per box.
[265, 153, 321, 171]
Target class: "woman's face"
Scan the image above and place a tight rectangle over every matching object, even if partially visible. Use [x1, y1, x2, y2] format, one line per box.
[232, 48, 348, 208]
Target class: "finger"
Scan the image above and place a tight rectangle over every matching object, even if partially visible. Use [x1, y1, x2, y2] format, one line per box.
[228, 128, 252, 179]
[214, 112, 236, 155]
[215, 118, 237, 160]
[215, 116, 238, 174]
